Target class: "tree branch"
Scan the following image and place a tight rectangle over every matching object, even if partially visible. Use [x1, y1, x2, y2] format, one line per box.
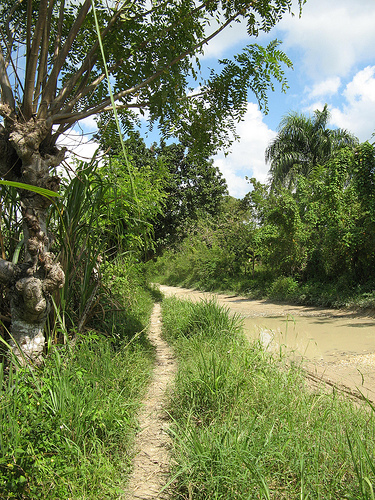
[26, 0, 32, 62]
[52, 11, 240, 125]
[40, 0, 92, 117]
[23, 0, 49, 120]
[33, 1, 55, 113]
[47, 4, 125, 116]
[0, 46, 15, 109]
[3, 0, 23, 66]
[49, 0, 206, 117]
[53, 0, 65, 62]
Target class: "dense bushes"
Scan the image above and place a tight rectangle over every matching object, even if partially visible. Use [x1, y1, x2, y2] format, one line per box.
[150, 143, 375, 309]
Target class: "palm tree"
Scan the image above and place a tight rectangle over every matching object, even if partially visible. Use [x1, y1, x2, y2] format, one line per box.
[265, 104, 358, 189]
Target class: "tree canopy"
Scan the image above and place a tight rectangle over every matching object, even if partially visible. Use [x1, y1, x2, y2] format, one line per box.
[0, 0, 303, 362]
[96, 131, 228, 255]
[265, 104, 358, 189]
[0, 0, 301, 162]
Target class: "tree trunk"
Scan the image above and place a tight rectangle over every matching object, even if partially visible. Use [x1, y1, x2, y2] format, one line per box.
[0, 107, 65, 364]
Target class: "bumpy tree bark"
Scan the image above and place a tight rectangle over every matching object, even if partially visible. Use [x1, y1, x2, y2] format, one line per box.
[0, 105, 65, 363]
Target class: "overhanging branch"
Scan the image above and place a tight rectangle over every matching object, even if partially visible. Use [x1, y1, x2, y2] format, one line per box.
[53, 0, 205, 115]
[52, 10, 240, 125]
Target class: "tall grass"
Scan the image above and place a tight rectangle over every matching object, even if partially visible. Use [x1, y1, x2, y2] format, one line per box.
[1, 255, 156, 499]
[162, 296, 375, 499]
[0, 329, 153, 499]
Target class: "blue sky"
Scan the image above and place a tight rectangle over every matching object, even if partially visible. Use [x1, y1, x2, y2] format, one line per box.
[66, 0, 375, 198]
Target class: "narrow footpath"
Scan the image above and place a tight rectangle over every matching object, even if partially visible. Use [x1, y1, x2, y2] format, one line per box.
[124, 287, 375, 498]
[125, 303, 176, 500]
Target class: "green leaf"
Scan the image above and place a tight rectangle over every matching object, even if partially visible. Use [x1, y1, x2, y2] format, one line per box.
[0, 181, 60, 198]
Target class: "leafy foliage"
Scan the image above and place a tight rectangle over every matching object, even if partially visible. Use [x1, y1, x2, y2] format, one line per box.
[151, 134, 375, 308]
[266, 104, 358, 189]
[0, 0, 302, 159]
[95, 131, 228, 254]
[47, 155, 164, 334]
[152, 141, 228, 252]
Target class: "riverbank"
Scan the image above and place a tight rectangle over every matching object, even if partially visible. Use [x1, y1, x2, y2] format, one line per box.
[159, 284, 375, 403]
[162, 295, 375, 499]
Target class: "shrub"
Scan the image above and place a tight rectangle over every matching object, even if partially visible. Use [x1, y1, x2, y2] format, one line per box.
[268, 276, 299, 300]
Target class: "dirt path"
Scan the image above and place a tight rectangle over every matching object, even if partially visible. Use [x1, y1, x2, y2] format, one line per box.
[125, 303, 176, 500]
[124, 286, 375, 499]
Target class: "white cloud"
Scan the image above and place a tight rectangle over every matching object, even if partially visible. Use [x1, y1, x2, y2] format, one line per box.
[306, 77, 341, 99]
[329, 66, 375, 141]
[202, 16, 249, 59]
[214, 103, 276, 198]
[277, 0, 375, 79]
[344, 66, 375, 105]
[57, 129, 100, 163]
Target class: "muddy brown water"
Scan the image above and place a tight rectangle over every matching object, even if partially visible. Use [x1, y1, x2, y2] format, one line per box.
[159, 285, 375, 402]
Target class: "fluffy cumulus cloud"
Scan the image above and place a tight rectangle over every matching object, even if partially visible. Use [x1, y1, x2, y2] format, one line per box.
[277, 0, 375, 79]
[306, 77, 341, 99]
[304, 66, 375, 142]
[78, 115, 98, 132]
[329, 66, 375, 141]
[214, 103, 276, 198]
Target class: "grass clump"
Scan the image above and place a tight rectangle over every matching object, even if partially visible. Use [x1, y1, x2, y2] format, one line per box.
[0, 265, 156, 500]
[162, 296, 375, 499]
[0, 335, 153, 499]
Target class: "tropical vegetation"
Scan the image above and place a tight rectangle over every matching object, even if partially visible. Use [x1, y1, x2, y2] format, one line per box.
[0, 0, 299, 362]
[265, 104, 358, 189]
[0, 155, 160, 498]
[151, 107, 375, 310]
[1, 0, 375, 497]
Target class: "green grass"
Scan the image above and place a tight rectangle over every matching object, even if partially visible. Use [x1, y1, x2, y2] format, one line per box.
[0, 265, 156, 500]
[0, 334, 153, 499]
[162, 296, 375, 499]
[148, 248, 375, 310]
